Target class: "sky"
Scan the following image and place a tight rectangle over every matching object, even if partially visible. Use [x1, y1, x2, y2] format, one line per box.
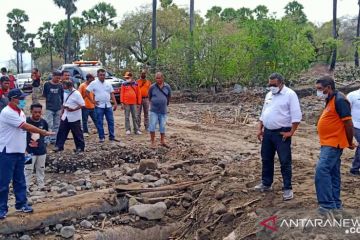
[0, 0, 358, 69]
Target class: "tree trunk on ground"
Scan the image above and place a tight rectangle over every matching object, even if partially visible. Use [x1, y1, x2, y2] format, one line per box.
[330, 0, 337, 71]
[355, 0, 360, 67]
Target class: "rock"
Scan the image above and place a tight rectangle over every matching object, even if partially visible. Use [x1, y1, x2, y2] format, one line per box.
[182, 193, 193, 202]
[73, 179, 85, 186]
[129, 202, 167, 220]
[213, 203, 227, 215]
[315, 235, 328, 240]
[66, 185, 76, 192]
[20, 235, 31, 240]
[182, 201, 192, 208]
[124, 166, 137, 176]
[67, 189, 77, 196]
[50, 186, 60, 192]
[60, 226, 75, 239]
[99, 213, 107, 220]
[143, 175, 159, 182]
[233, 84, 243, 94]
[128, 197, 140, 207]
[59, 182, 68, 188]
[132, 173, 145, 182]
[116, 176, 132, 185]
[164, 199, 177, 208]
[154, 178, 167, 187]
[55, 224, 63, 231]
[31, 191, 46, 197]
[222, 212, 235, 224]
[95, 180, 107, 188]
[75, 186, 82, 191]
[196, 228, 211, 240]
[139, 159, 158, 173]
[215, 190, 225, 200]
[80, 220, 92, 229]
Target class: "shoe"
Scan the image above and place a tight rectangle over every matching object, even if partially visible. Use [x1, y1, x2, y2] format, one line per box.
[254, 183, 272, 192]
[0, 210, 7, 219]
[99, 138, 105, 143]
[16, 204, 33, 213]
[84, 133, 90, 137]
[126, 130, 131, 135]
[283, 189, 294, 201]
[350, 169, 360, 176]
[136, 131, 142, 135]
[73, 149, 84, 153]
[110, 138, 120, 142]
[53, 147, 63, 153]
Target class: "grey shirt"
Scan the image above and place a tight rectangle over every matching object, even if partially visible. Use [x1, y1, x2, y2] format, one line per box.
[149, 83, 171, 114]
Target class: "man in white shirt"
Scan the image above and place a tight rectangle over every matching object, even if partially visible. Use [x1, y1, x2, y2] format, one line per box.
[0, 89, 53, 219]
[347, 89, 360, 175]
[54, 81, 85, 153]
[86, 68, 118, 143]
[255, 73, 302, 201]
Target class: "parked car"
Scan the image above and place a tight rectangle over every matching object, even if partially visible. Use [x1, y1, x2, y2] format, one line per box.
[16, 73, 33, 93]
[58, 61, 125, 102]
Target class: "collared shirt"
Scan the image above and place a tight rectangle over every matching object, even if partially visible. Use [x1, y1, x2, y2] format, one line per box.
[137, 79, 152, 98]
[149, 83, 172, 114]
[62, 90, 85, 122]
[260, 86, 302, 130]
[0, 105, 27, 153]
[318, 91, 352, 149]
[86, 79, 114, 108]
[347, 89, 360, 129]
[79, 82, 95, 109]
[120, 80, 142, 105]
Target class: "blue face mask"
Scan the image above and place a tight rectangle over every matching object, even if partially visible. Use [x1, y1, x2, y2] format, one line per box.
[64, 89, 71, 94]
[18, 99, 26, 109]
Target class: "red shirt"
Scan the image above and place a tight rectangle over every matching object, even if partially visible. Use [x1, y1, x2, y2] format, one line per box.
[0, 89, 9, 98]
[8, 75, 16, 89]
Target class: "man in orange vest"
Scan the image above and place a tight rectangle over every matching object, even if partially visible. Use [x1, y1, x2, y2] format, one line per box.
[137, 70, 151, 131]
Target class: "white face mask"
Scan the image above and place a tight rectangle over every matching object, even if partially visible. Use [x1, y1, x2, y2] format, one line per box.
[316, 90, 328, 99]
[270, 86, 280, 95]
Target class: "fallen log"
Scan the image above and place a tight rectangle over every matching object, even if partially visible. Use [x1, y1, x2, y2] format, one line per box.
[0, 189, 128, 235]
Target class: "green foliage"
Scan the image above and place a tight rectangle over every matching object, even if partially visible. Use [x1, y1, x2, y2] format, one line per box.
[284, 1, 308, 25]
[82, 2, 117, 28]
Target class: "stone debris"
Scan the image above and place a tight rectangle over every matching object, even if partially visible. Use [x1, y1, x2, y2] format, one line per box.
[129, 202, 167, 220]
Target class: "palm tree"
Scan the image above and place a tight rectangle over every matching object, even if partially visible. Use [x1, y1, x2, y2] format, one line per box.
[6, 8, 29, 74]
[330, 0, 337, 71]
[38, 22, 55, 70]
[355, 0, 360, 67]
[53, 0, 78, 63]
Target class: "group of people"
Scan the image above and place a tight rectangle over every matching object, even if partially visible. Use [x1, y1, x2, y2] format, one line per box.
[0, 67, 171, 219]
[256, 73, 358, 214]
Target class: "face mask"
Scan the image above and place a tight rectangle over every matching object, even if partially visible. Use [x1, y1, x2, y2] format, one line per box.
[18, 99, 26, 109]
[64, 89, 71, 94]
[316, 90, 328, 99]
[270, 86, 280, 95]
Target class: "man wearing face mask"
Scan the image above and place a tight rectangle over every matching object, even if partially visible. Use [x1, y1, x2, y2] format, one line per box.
[0, 89, 54, 219]
[255, 73, 302, 201]
[315, 76, 354, 212]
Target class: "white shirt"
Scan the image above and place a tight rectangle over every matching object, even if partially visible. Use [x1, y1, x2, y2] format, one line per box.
[260, 86, 302, 130]
[62, 90, 85, 122]
[347, 89, 360, 129]
[86, 79, 114, 108]
[0, 106, 27, 153]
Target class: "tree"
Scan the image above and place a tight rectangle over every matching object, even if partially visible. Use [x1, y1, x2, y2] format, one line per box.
[220, 8, 238, 22]
[53, 0, 78, 63]
[6, 8, 29, 73]
[236, 7, 253, 21]
[253, 5, 269, 20]
[38, 22, 55, 70]
[284, 1, 307, 25]
[355, 0, 360, 67]
[205, 6, 222, 20]
[83, 2, 117, 28]
[330, 0, 337, 71]
[160, 0, 173, 9]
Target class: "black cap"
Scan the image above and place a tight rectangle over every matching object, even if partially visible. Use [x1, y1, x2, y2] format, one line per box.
[8, 89, 28, 100]
[0, 76, 10, 82]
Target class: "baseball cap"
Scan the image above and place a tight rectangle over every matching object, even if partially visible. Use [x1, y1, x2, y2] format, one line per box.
[8, 88, 28, 100]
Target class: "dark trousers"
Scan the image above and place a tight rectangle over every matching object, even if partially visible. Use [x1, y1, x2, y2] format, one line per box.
[351, 127, 360, 172]
[55, 118, 85, 151]
[82, 107, 97, 133]
[261, 128, 292, 190]
[95, 107, 115, 140]
[0, 148, 27, 212]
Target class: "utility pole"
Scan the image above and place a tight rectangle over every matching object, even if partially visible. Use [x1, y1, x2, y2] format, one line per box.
[151, 0, 157, 71]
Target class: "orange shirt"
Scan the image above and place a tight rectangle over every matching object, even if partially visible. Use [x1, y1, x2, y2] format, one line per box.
[78, 82, 95, 109]
[120, 81, 142, 105]
[317, 92, 352, 149]
[137, 79, 151, 98]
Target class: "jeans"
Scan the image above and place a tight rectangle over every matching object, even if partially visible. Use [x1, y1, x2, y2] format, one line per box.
[45, 109, 61, 143]
[315, 146, 343, 209]
[82, 107, 97, 134]
[261, 128, 292, 190]
[148, 111, 167, 134]
[351, 127, 360, 172]
[56, 119, 85, 151]
[25, 154, 46, 189]
[95, 107, 115, 140]
[0, 148, 27, 212]
[124, 104, 139, 132]
[137, 98, 150, 129]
